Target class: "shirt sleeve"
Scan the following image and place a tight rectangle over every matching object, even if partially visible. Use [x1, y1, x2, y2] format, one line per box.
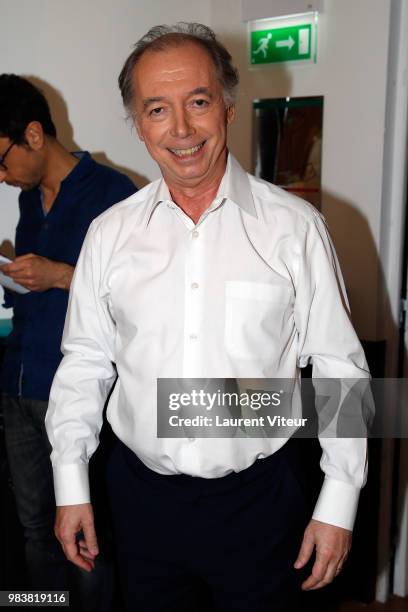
[45, 220, 117, 506]
[294, 211, 370, 531]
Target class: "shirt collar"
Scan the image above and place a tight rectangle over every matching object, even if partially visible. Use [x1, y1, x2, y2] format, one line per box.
[145, 152, 257, 227]
[31, 151, 94, 196]
[32, 151, 94, 214]
[217, 153, 257, 218]
[60, 151, 95, 187]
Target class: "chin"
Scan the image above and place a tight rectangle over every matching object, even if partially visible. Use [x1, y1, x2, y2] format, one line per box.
[6, 180, 33, 191]
[169, 159, 210, 178]
[21, 182, 38, 191]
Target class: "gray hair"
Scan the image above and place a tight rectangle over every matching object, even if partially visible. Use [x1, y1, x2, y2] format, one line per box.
[118, 22, 239, 117]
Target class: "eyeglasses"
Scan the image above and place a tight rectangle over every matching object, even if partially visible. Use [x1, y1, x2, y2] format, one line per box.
[0, 141, 15, 171]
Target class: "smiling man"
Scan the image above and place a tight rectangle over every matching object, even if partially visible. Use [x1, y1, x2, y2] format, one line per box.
[132, 50, 234, 212]
[46, 23, 369, 612]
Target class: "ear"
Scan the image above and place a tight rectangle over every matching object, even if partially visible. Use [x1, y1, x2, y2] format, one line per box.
[226, 104, 236, 125]
[24, 121, 45, 150]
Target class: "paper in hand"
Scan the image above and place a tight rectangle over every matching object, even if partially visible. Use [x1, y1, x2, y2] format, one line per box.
[0, 255, 30, 294]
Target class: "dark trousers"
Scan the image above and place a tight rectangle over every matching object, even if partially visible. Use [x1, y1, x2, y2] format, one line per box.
[106, 438, 310, 612]
[2, 394, 113, 611]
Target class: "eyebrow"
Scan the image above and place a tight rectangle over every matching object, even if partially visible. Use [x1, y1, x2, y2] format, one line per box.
[189, 87, 213, 97]
[142, 87, 213, 107]
[142, 97, 165, 107]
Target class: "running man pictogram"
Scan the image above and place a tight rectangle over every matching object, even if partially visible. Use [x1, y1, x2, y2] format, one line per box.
[253, 32, 272, 58]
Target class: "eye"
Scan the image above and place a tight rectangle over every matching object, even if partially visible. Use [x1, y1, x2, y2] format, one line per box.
[192, 98, 209, 109]
[149, 106, 164, 116]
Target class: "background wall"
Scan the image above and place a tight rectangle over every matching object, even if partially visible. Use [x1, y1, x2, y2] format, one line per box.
[0, 0, 394, 343]
[214, 0, 392, 342]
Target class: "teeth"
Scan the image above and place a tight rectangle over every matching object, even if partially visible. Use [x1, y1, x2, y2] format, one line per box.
[169, 142, 204, 157]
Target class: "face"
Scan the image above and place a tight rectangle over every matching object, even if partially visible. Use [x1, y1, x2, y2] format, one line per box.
[0, 123, 45, 190]
[132, 42, 235, 191]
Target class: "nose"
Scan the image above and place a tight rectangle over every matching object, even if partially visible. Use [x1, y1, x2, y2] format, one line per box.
[169, 106, 195, 139]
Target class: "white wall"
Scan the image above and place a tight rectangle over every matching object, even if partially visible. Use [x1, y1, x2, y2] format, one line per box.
[0, 0, 394, 342]
[0, 0, 211, 317]
[211, 0, 392, 341]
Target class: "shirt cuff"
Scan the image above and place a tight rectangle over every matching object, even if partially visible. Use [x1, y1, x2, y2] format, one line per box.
[312, 476, 361, 531]
[53, 463, 90, 506]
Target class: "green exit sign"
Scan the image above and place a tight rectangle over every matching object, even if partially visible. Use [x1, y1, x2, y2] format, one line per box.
[250, 21, 316, 65]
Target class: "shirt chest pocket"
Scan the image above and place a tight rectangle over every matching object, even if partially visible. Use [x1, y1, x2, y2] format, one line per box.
[224, 281, 294, 360]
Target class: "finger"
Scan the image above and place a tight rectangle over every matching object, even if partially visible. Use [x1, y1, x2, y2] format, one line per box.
[61, 538, 93, 573]
[79, 549, 97, 562]
[333, 553, 348, 577]
[301, 557, 329, 590]
[7, 273, 32, 282]
[0, 264, 17, 274]
[81, 557, 95, 570]
[82, 520, 99, 556]
[78, 548, 96, 566]
[6, 269, 37, 282]
[7, 256, 40, 274]
[294, 531, 315, 569]
[65, 544, 94, 572]
[71, 550, 94, 572]
[3, 262, 31, 275]
[14, 253, 36, 262]
[78, 539, 97, 560]
[306, 560, 339, 590]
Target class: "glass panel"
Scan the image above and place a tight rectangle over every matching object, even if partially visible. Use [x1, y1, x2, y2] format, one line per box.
[253, 96, 323, 209]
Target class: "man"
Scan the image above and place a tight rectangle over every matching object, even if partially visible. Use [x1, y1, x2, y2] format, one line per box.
[46, 24, 369, 612]
[0, 74, 136, 601]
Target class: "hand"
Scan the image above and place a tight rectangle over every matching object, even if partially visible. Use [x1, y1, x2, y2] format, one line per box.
[55, 503, 99, 572]
[294, 519, 352, 590]
[0, 253, 74, 291]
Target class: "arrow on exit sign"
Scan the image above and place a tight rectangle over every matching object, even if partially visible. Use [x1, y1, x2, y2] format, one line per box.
[276, 36, 295, 50]
[251, 24, 313, 64]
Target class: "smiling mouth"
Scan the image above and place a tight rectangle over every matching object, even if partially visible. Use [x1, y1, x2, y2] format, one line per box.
[168, 141, 206, 157]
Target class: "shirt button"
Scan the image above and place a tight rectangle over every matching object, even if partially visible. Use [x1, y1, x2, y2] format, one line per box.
[189, 334, 198, 340]
[167, 203, 175, 209]
[191, 282, 199, 290]
[192, 230, 199, 238]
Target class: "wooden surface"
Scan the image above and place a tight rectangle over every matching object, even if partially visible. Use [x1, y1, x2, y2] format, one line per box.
[340, 597, 408, 611]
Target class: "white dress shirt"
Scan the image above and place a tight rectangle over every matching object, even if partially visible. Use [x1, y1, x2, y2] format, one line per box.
[46, 153, 369, 530]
